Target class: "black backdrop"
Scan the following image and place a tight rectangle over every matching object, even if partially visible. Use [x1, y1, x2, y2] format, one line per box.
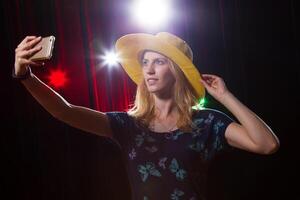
[1, 0, 299, 199]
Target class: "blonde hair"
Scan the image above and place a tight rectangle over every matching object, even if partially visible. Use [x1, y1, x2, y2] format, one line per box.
[127, 50, 199, 132]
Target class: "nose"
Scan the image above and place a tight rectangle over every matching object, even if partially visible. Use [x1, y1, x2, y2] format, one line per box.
[144, 62, 155, 74]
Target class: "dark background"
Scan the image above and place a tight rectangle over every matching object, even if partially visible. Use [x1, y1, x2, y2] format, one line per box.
[1, 0, 299, 199]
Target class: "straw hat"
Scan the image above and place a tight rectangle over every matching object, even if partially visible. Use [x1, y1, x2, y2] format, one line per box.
[115, 32, 205, 99]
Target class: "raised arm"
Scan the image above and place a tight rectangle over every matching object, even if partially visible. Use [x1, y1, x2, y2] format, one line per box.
[200, 74, 280, 155]
[14, 36, 113, 138]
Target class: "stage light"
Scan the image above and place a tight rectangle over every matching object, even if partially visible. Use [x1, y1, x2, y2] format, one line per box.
[100, 50, 120, 67]
[47, 69, 68, 88]
[130, 0, 172, 29]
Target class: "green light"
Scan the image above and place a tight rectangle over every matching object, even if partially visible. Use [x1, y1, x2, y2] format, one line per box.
[192, 98, 206, 110]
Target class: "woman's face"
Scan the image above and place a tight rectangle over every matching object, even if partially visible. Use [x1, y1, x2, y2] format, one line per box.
[141, 51, 176, 96]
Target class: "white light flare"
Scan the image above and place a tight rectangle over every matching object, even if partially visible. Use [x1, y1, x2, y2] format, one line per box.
[131, 0, 172, 29]
[100, 50, 120, 68]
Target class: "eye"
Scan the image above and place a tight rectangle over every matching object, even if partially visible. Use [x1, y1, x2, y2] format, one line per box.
[156, 59, 165, 65]
[141, 60, 148, 66]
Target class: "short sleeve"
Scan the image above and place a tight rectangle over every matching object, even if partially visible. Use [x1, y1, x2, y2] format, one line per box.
[192, 108, 235, 160]
[106, 112, 135, 150]
[208, 108, 234, 152]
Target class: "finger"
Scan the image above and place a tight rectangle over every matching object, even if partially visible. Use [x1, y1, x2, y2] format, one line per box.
[201, 74, 212, 77]
[22, 36, 42, 50]
[211, 81, 219, 89]
[201, 74, 213, 81]
[202, 76, 213, 83]
[201, 74, 218, 77]
[200, 79, 210, 88]
[18, 36, 38, 47]
[203, 76, 220, 85]
[18, 45, 42, 58]
[201, 74, 219, 80]
[17, 36, 41, 51]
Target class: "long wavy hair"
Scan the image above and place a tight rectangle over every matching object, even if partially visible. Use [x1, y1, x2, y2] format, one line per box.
[127, 50, 199, 132]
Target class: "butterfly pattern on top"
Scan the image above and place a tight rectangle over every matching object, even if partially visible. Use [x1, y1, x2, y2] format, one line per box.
[129, 148, 137, 160]
[171, 188, 184, 200]
[106, 108, 234, 200]
[169, 158, 187, 181]
[138, 162, 162, 182]
[135, 132, 156, 147]
[158, 157, 168, 170]
[165, 131, 184, 140]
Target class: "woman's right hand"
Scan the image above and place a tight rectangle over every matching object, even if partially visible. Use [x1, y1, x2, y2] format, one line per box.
[14, 36, 44, 76]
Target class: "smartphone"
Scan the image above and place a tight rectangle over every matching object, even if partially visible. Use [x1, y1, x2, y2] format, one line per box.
[30, 36, 55, 61]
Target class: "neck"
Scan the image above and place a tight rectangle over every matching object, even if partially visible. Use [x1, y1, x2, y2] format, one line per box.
[153, 95, 177, 119]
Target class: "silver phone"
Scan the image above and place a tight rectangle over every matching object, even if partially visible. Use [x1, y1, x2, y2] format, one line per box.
[30, 36, 55, 61]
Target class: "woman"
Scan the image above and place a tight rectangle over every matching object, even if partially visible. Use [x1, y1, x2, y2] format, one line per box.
[13, 32, 279, 200]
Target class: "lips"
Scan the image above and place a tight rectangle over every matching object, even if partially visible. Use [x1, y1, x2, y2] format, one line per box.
[147, 78, 158, 82]
[147, 78, 158, 85]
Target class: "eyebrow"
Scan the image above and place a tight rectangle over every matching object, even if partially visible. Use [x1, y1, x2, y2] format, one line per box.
[142, 57, 167, 62]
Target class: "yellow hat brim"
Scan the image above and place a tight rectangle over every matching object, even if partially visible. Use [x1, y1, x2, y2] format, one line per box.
[115, 33, 205, 99]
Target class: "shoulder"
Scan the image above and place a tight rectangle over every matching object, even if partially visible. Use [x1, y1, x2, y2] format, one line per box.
[106, 111, 131, 124]
[106, 111, 139, 124]
[192, 108, 235, 126]
[193, 108, 232, 118]
[106, 111, 128, 117]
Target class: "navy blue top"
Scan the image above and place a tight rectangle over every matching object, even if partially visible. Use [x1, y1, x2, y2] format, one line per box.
[106, 108, 234, 200]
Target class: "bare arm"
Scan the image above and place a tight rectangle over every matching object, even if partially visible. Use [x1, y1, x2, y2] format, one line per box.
[200, 74, 280, 155]
[14, 36, 113, 138]
[220, 92, 279, 154]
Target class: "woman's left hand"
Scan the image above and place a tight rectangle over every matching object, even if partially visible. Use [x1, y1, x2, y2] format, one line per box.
[200, 74, 230, 102]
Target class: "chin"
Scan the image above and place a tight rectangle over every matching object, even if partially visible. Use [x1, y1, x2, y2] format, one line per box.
[146, 85, 161, 93]
[147, 88, 160, 93]
[148, 87, 172, 97]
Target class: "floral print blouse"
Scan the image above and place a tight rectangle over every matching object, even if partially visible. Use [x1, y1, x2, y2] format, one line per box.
[106, 108, 234, 200]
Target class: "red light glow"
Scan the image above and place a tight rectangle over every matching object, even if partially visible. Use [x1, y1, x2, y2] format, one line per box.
[48, 69, 68, 88]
